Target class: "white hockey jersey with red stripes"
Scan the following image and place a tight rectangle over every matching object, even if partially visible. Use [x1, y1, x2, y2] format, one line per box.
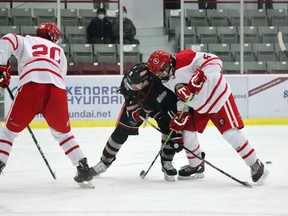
[0, 33, 67, 89]
[163, 49, 232, 114]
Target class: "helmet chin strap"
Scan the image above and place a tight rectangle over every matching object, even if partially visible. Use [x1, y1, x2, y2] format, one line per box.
[170, 56, 176, 76]
[162, 65, 174, 82]
[160, 73, 170, 82]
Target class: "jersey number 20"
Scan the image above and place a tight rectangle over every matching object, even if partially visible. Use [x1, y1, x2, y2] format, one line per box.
[32, 44, 61, 63]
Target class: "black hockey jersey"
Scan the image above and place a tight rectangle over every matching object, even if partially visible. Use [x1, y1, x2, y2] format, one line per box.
[119, 76, 178, 134]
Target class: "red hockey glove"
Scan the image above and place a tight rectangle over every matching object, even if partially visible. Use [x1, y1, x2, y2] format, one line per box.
[176, 85, 192, 101]
[169, 111, 191, 132]
[187, 68, 207, 95]
[0, 64, 11, 88]
[169, 131, 184, 152]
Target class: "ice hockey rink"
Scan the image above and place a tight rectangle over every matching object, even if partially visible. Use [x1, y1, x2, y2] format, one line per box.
[0, 124, 287, 216]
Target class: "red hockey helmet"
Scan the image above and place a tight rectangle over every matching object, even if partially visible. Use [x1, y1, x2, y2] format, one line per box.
[36, 22, 62, 43]
[147, 50, 172, 74]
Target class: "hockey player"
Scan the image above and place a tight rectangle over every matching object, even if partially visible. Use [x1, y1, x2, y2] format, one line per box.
[147, 50, 269, 184]
[90, 63, 205, 181]
[0, 22, 93, 187]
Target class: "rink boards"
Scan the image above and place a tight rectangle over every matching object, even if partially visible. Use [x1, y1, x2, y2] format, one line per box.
[4, 74, 288, 127]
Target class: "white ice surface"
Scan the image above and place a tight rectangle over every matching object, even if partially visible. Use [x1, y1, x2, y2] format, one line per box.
[0, 125, 287, 216]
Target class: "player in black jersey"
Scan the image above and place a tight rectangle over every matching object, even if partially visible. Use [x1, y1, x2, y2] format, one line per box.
[90, 63, 185, 181]
[91, 63, 206, 180]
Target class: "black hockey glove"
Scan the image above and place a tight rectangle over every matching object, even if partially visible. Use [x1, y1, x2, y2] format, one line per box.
[153, 111, 170, 134]
[169, 131, 184, 153]
[126, 102, 146, 124]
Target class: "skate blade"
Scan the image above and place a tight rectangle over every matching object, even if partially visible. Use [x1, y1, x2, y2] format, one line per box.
[78, 180, 95, 189]
[164, 173, 176, 182]
[256, 169, 269, 185]
[177, 173, 205, 180]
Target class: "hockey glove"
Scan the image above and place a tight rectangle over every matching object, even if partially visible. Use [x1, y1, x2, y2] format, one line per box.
[187, 68, 207, 95]
[126, 102, 146, 123]
[131, 107, 146, 122]
[152, 112, 170, 134]
[169, 111, 191, 132]
[0, 64, 11, 88]
[169, 131, 184, 153]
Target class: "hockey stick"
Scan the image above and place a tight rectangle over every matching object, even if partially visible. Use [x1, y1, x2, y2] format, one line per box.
[277, 32, 288, 58]
[139, 95, 194, 179]
[6, 86, 56, 180]
[141, 118, 253, 188]
[142, 113, 149, 128]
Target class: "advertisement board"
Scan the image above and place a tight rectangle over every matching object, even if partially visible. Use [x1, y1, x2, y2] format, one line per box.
[4, 74, 288, 122]
[5, 75, 124, 121]
[247, 75, 288, 118]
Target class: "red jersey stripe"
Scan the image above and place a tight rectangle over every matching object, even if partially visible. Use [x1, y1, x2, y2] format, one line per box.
[2, 33, 19, 51]
[20, 68, 64, 80]
[196, 74, 223, 112]
[24, 57, 61, 71]
[205, 83, 228, 113]
[200, 57, 220, 68]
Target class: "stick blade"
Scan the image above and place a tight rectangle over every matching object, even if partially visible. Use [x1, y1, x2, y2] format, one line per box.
[52, 172, 57, 180]
[242, 181, 253, 188]
[140, 170, 146, 179]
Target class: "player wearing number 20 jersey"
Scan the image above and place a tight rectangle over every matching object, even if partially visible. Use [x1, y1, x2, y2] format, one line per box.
[0, 22, 93, 187]
[1, 31, 67, 89]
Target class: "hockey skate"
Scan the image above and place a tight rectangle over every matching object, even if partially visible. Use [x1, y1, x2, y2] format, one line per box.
[90, 157, 115, 177]
[74, 158, 94, 189]
[161, 160, 177, 181]
[0, 161, 5, 175]
[250, 159, 269, 185]
[177, 161, 205, 180]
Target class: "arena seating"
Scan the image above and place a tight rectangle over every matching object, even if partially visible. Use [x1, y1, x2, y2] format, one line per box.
[1, 7, 287, 74]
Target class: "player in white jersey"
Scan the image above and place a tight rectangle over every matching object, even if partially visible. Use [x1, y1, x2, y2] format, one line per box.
[147, 50, 269, 185]
[0, 22, 93, 187]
